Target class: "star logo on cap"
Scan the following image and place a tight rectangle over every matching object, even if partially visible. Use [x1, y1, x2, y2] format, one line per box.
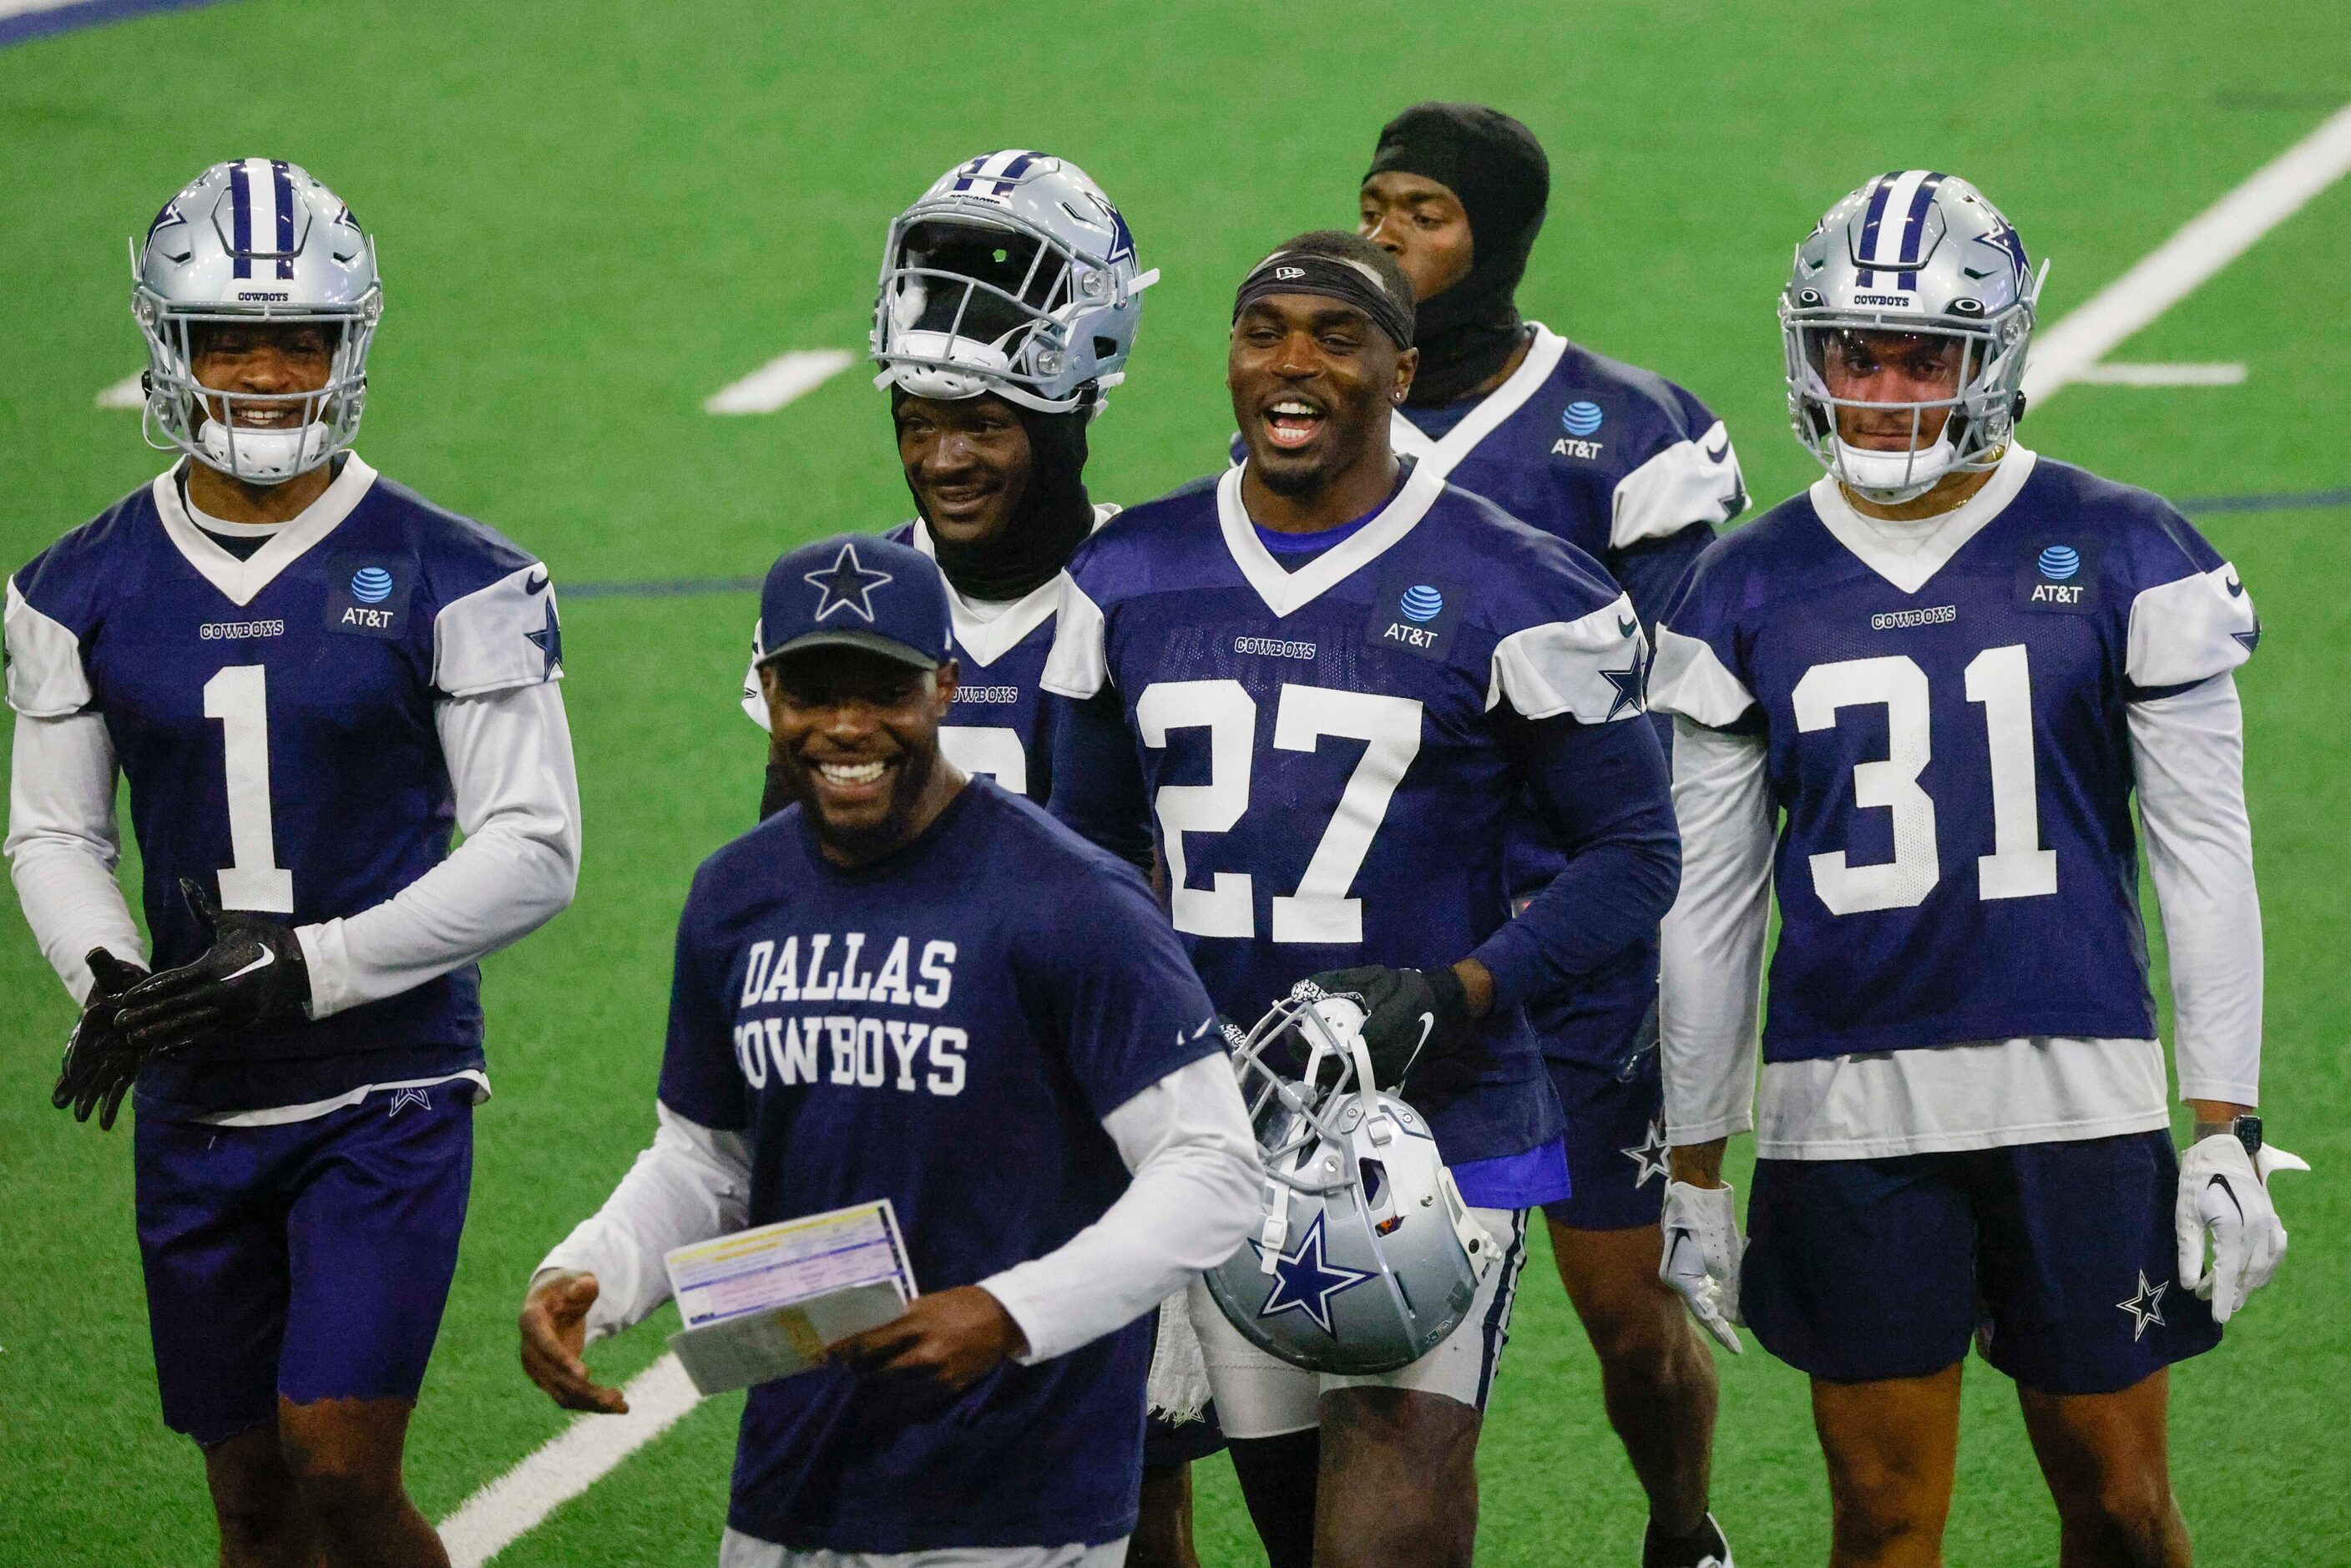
[1252, 1211, 1375, 1336]
[805, 542, 893, 624]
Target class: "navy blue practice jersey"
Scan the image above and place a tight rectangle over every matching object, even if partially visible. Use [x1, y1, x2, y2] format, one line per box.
[1651, 451, 2259, 1064]
[5, 458, 562, 1117]
[1044, 464, 1653, 1167]
[658, 780, 1222, 1554]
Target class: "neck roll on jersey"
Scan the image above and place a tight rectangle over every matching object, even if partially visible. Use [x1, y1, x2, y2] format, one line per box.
[1367, 102, 1549, 407]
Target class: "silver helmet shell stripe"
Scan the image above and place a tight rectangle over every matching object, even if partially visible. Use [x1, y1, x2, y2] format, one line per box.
[872, 150, 1157, 414]
[133, 159, 381, 486]
[1780, 171, 2041, 503]
[1202, 989, 1497, 1375]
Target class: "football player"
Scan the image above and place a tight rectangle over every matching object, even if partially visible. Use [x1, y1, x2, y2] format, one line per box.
[736, 153, 1223, 1565]
[1651, 173, 2298, 1568]
[521, 536, 1260, 1568]
[9, 160, 579, 1567]
[1045, 230, 1680, 1568]
[744, 149, 1150, 817]
[1355, 102, 1743, 1568]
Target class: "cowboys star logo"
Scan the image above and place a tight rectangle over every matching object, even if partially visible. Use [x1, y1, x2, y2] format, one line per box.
[2116, 1270, 2168, 1342]
[804, 542, 893, 624]
[1621, 1120, 1671, 1188]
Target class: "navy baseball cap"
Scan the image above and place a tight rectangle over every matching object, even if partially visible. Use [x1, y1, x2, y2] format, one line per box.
[753, 534, 953, 671]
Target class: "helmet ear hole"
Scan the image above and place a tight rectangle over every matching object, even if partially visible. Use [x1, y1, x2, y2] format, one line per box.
[1796, 288, 1824, 309]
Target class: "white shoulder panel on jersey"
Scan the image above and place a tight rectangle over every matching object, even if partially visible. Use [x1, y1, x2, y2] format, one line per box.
[3, 581, 92, 718]
[1648, 625, 1757, 729]
[2126, 562, 2257, 690]
[1611, 419, 1745, 550]
[434, 563, 563, 697]
[1039, 575, 1110, 700]
[1486, 594, 1647, 722]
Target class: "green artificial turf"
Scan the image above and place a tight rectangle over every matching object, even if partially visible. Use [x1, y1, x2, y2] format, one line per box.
[2, 2, 2346, 1560]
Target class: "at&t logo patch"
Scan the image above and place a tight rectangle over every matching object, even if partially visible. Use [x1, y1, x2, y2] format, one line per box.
[1551, 398, 1606, 460]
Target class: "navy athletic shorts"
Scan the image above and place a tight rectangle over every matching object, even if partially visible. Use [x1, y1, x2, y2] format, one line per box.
[1540, 1044, 1669, 1232]
[134, 1085, 474, 1444]
[1742, 1130, 2219, 1395]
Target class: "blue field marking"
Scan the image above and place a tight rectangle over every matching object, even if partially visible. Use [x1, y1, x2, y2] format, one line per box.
[2175, 486, 2351, 514]
[0, 0, 227, 48]
[553, 488, 2351, 603]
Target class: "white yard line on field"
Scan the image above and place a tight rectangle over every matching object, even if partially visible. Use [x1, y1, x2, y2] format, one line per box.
[2025, 101, 2351, 403]
[437, 1353, 704, 1568]
[2070, 362, 2248, 387]
[704, 348, 856, 415]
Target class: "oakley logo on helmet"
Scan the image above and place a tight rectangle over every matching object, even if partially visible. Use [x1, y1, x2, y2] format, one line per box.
[804, 542, 893, 624]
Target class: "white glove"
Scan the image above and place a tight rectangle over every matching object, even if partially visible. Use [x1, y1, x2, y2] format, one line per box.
[2175, 1134, 2308, 1323]
[1660, 1179, 1746, 1353]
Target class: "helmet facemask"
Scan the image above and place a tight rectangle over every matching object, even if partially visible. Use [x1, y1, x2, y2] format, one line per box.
[871, 154, 1157, 416]
[1782, 313, 2025, 505]
[138, 301, 380, 486]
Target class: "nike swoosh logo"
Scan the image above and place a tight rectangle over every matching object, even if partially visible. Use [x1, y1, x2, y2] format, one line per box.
[1412, 1012, 1434, 1052]
[225, 950, 276, 982]
[1703, 433, 1730, 463]
[2225, 576, 2244, 598]
[2206, 1173, 2244, 1222]
[1618, 616, 1639, 639]
[525, 570, 551, 595]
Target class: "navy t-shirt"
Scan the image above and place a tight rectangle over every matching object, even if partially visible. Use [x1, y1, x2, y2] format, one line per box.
[657, 778, 1223, 1552]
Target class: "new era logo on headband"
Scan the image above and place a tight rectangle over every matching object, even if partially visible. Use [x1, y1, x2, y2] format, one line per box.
[1275, 266, 1306, 280]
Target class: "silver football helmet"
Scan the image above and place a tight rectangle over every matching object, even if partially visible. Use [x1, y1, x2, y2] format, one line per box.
[873, 150, 1157, 413]
[1780, 171, 2045, 503]
[1203, 992, 1497, 1375]
[132, 159, 381, 485]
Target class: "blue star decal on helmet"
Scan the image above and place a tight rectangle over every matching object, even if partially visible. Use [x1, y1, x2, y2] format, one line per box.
[1252, 1211, 1375, 1336]
[1600, 659, 1646, 721]
[805, 541, 893, 624]
[523, 599, 563, 680]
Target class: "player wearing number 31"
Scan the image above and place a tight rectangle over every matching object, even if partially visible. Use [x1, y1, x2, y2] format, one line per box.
[6, 161, 579, 1566]
[1650, 173, 2301, 1567]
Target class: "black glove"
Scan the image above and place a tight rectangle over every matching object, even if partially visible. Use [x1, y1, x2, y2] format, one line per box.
[114, 879, 311, 1057]
[1293, 965, 1477, 1090]
[52, 948, 150, 1131]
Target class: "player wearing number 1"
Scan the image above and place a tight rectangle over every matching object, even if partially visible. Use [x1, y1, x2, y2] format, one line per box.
[6, 161, 579, 1566]
[1045, 230, 1680, 1567]
[1651, 174, 2297, 1566]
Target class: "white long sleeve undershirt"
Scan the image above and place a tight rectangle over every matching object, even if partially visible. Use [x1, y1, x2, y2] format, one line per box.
[536, 1050, 1261, 1365]
[1660, 673, 2262, 1157]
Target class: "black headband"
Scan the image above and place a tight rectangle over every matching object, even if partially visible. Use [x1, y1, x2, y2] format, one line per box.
[1232, 250, 1414, 351]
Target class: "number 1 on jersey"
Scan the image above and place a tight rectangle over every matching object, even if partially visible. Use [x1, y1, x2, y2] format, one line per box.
[202, 665, 295, 912]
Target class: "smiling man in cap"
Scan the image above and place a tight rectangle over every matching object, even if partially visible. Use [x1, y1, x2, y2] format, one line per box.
[521, 535, 1259, 1567]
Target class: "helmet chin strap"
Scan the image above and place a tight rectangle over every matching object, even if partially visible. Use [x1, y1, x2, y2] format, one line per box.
[195, 420, 334, 487]
[1833, 425, 1959, 506]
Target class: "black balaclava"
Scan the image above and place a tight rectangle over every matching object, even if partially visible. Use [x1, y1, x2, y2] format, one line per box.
[897, 387, 1095, 604]
[1366, 103, 1550, 408]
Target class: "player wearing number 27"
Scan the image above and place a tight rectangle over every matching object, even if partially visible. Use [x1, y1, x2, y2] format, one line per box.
[1046, 230, 1680, 1567]
[7, 161, 577, 1565]
[1651, 173, 2298, 1566]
